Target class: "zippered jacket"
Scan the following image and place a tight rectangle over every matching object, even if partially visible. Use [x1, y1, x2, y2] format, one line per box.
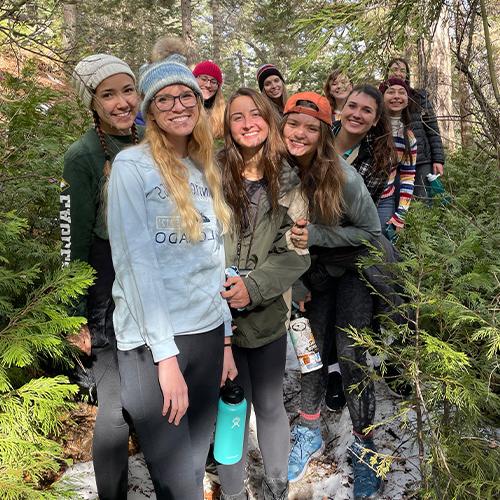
[224, 161, 311, 348]
[410, 89, 445, 166]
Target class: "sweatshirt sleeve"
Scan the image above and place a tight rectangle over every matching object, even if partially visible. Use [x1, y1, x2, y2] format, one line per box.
[243, 213, 311, 309]
[307, 170, 381, 248]
[60, 148, 97, 317]
[107, 157, 179, 362]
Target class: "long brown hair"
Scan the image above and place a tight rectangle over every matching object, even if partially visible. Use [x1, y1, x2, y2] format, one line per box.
[262, 83, 288, 115]
[346, 84, 396, 175]
[146, 99, 231, 241]
[323, 68, 350, 113]
[218, 88, 286, 233]
[282, 109, 345, 225]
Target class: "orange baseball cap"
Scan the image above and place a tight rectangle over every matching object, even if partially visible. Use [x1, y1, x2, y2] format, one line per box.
[284, 91, 332, 126]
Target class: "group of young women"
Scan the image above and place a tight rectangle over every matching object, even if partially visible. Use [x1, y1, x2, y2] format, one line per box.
[61, 38, 444, 500]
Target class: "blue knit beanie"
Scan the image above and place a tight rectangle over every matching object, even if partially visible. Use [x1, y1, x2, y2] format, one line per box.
[139, 54, 202, 116]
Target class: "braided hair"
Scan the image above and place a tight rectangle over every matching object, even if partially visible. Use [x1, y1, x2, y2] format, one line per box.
[92, 110, 139, 177]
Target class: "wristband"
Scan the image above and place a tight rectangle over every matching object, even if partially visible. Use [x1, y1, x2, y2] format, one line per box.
[224, 343, 232, 347]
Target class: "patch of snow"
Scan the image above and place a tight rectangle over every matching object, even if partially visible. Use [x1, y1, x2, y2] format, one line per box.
[59, 344, 420, 499]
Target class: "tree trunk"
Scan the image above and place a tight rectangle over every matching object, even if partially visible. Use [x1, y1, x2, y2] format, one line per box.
[181, 0, 196, 63]
[416, 37, 427, 89]
[237, 51, 245, 87]
[62, 2, 77, 60]
[458, 69, 473, 148]
[427, 8, 456, 151]
[210, 0, 222, 61]
[479, 0, 500, 105]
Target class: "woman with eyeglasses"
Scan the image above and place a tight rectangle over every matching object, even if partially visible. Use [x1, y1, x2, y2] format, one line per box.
[107, 50, 235, 499]
[193, 60, 225, 139]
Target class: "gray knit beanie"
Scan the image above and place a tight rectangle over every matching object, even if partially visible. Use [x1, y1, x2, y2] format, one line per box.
[71, 54, 136, 109]
[139, 54, 202, 116]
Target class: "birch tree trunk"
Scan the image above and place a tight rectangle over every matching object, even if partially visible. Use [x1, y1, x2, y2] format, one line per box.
[427, 8, 456, 151]
[62, 2, 77, 60]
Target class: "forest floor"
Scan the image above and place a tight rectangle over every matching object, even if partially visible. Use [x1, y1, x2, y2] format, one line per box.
[59, 339, 421, 499]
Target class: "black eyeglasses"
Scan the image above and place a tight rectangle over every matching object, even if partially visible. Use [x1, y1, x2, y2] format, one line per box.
[152, 92, 197, 111]
[197, 75, 219, 87]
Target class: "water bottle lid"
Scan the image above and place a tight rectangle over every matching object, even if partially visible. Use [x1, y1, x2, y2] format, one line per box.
[220, 378, 245, 404]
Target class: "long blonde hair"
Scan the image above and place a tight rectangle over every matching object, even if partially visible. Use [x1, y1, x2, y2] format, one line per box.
[145, 100, 231, 241]
[208, 89, 225, 139]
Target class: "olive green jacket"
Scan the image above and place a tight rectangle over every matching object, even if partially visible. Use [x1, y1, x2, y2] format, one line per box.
[225, 162, 310, 348]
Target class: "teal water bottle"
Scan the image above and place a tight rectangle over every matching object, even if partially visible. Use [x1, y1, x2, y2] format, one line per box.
[213, 379, 247, 465]
[427, 173, 451, 205]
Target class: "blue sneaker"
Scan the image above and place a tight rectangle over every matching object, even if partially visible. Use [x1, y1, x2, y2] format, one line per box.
[348, 438, 384, 500]
[287, 425, 324, 482]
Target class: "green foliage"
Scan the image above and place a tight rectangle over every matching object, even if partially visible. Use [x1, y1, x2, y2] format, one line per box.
[0, 67, 94, 498]
[352, 150, 500, 498]
[0, 60, 87, 254]
[291, 0, 445, 80]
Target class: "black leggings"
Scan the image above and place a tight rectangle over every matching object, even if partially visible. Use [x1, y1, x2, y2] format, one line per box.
[301, 270, 375, 435]
[218, 335, 289, 495]
[118, 326, 224, 500]
[92, 343, 130, 500]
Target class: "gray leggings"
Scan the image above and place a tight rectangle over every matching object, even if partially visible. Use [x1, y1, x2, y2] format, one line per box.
[92, 344, 130, 500]
[118, 326, 224, 500]
[301, 270, 375, 435]
[218, 335, 290, 495]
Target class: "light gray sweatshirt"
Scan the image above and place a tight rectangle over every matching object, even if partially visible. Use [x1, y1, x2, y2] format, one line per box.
[107, 143, 231, 362]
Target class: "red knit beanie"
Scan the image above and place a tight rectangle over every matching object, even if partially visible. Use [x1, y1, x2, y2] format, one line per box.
[193, 60, 223, 86]
[378, 77, 411, 95]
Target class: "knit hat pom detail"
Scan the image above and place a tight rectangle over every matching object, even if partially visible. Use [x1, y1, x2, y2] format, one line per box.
[139, 54, 202, 116]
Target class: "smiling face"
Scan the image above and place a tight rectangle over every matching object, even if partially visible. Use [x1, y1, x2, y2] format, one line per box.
[283, 112, 320, 164]
[196, 74, 219, 100]
[341, 91, 379, 137]
[148, 84, 199, 139]
[383, 84, 408, 116]
[263, 75, 284, 100]
[229, 95, 270, 153]
[92, 73, 138, 134]
[388, 60, 408, 81]
[329, 74, 352, 103]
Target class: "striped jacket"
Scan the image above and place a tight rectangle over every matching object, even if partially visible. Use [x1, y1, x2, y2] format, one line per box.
[380, 125, 417, 228]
